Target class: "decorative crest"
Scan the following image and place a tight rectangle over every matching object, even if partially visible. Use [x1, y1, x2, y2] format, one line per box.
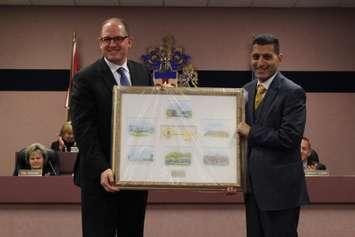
[141, 35, 198, 87]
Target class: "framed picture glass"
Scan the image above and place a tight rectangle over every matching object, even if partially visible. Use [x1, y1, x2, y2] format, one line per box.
[111, 86, 246, 190]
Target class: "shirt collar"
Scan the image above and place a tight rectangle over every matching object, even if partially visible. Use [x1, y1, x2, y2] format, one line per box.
[104, 57, 129, 74]
[257, 71, 278, 90]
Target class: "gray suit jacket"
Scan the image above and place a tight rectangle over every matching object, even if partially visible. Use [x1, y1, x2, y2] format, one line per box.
[244, 72, 309, 210]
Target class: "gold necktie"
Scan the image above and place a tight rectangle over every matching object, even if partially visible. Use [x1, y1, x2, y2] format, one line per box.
[254, 84, 267, 110]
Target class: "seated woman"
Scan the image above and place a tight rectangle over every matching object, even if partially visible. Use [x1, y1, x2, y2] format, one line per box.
[13, 143, 59, 176]
[51, 121, 77, 152]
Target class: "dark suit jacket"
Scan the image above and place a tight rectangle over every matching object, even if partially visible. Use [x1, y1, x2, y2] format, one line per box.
[307, 149, 319, 164]
[244, 72, 309, 211]
[70, 58, 153, 190]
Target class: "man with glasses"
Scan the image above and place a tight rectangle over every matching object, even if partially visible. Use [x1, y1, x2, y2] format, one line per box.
[70, 17, 153, 237]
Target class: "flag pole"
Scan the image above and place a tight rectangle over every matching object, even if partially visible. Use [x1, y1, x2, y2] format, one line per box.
[65, 32, 78, 121]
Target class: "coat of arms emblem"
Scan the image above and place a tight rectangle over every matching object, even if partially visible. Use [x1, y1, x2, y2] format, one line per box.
[141, 35, 198, 87]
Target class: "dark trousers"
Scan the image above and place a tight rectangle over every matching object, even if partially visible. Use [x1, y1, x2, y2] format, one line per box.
[81, 189, 148, 237]
[245, 194, 300, 237]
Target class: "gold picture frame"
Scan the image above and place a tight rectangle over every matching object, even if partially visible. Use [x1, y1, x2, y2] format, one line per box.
[111, 86, 246, 191]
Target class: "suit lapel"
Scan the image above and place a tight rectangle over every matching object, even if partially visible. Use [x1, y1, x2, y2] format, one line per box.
[247, 80, 257, 124]
[255, 73, 281, 123]
[99, 58, 117, 92]
[127, 60, 137, 86]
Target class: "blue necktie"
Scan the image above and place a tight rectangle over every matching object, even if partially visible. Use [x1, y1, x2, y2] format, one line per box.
[117, 67, 130, 86]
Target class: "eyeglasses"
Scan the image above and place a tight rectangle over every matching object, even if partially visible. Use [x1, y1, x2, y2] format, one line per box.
[99, 36, 128, 44]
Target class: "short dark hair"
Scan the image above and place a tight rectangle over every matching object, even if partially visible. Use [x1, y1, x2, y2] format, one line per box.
[252, 34, 280, 54]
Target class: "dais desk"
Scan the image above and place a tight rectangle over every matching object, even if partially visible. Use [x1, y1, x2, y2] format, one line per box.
[0, 176, 354, 204]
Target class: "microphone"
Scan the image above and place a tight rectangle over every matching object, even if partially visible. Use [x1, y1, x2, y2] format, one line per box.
[48, 159, 57, 176]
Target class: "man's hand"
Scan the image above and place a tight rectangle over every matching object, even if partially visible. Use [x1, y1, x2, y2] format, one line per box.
[225, 186, 238, 195]
[237, 122, 251, 138]
[155, 81, 175, 90]
[100, 169, 120, 192]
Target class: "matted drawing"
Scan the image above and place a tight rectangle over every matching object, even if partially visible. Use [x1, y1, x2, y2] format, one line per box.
[111, 86, 245, 190]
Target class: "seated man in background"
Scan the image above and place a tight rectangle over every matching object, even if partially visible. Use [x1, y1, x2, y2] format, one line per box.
[301, 137, 327, 171]
[51, 121, 77, 152]
[13, 143, 59, 176]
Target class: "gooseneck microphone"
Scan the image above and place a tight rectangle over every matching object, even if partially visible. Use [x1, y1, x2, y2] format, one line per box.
[48, 159, 57, 176]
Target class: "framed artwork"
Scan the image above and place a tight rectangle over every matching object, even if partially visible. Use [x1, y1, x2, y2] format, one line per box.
[111, 86, 246, 191]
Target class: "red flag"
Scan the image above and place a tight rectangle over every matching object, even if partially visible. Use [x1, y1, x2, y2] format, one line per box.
[65, 32, 79, 117]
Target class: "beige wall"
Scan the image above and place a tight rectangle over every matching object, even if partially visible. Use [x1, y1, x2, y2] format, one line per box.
[305, 93, 355, 175]
[1, 6, 355, 175]
[1, 7, 355, 70]
[0, 92, 68, 175]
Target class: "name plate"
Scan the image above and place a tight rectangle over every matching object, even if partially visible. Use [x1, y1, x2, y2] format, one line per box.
[305, 170, 330, 176]
[18, 169, 42, 176]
